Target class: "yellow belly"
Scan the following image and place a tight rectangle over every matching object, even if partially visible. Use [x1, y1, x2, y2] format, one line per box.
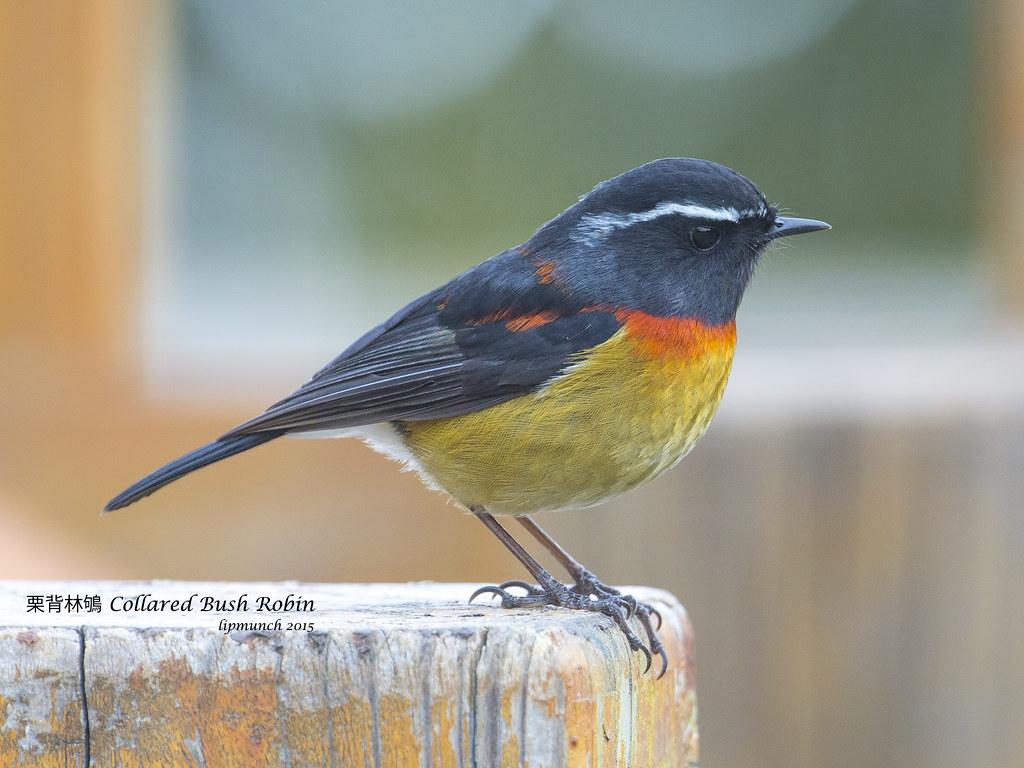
[399, 320, 736, 515]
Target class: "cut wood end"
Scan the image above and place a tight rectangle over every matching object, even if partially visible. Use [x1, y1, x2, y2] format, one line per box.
[0, 581, 698, 766]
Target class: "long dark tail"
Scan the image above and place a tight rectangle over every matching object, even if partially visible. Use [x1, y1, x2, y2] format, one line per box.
[103, 431, 283, 512]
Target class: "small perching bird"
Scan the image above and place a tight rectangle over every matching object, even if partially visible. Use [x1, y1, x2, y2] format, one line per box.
[106, 158, 829, 676]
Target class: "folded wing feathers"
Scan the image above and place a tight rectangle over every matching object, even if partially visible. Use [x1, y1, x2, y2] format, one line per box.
[226, 320, 467, 435]
[225, 305, 621, 438]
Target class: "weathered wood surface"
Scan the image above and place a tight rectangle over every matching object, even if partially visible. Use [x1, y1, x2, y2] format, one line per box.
[0, 581, 698, 767]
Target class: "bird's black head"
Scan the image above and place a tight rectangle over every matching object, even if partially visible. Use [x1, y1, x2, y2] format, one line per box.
[529, 158, 829, 324]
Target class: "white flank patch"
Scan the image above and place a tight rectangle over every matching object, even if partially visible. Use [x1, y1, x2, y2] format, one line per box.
[572, 200, 766, 245]
[289, 423, 443, 491]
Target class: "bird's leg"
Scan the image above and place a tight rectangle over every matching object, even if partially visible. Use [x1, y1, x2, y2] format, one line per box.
[468, 509, 652, 673]
[517, 517, 625, 601]
[516, 515, 668, 678]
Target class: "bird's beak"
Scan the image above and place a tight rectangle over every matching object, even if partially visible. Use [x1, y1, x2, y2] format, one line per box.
[768, 216, 832, 239]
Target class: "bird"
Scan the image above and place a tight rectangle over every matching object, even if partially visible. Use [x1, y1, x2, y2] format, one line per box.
[105, 157, 829, 676]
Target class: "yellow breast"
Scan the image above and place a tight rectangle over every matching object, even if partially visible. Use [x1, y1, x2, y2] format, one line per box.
[400, 313, 736, 515]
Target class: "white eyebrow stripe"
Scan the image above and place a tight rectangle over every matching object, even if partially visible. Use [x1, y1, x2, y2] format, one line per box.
[572, 201, 766, 245]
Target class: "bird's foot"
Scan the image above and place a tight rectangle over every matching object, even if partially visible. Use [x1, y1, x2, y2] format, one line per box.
[469, 578, 665, 676]
[569, 567, 635, 613]
[568, 568, 667, 678]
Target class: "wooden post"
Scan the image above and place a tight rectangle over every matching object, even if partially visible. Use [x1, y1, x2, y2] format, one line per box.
[0, 0, 145, 358]
[983, 0, 1024, 314]
[0, 581, 698, 766]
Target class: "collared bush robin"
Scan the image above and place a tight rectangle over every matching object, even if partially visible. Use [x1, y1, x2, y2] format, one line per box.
[106, 158, 830, 675]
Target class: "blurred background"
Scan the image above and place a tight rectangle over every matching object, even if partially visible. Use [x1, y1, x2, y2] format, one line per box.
[2, 1, 1022, 765]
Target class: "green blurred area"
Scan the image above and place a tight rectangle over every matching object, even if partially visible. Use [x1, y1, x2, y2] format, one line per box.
[177, 0, 977, 290]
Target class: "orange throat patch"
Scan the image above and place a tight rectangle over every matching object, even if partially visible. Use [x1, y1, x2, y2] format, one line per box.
[611, 309, 737, 360]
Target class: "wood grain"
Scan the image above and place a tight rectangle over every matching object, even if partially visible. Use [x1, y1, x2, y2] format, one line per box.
[0, 581, 698, 767]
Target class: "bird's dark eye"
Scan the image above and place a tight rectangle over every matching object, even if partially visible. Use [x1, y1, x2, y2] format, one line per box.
[690, 226, 721, 251]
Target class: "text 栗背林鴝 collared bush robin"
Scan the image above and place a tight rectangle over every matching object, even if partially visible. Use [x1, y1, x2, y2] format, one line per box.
[106, 158, 830, 676]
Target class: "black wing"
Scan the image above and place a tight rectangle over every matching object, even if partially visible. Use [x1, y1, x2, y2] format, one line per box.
[225, 249, 620, 436]
[105, 248, 620, 511]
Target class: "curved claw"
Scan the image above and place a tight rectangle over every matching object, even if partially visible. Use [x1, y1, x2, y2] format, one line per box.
[636, 642, 653, 674]
[598, 600, 652, 673]
[498, 580, 543, 595]
[468, 585, 508, 604]
[635, 604, 668, 678]
[648, 606, 662, 631]
[620, 594, 638, 619]
[654, 646, 669, 679]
